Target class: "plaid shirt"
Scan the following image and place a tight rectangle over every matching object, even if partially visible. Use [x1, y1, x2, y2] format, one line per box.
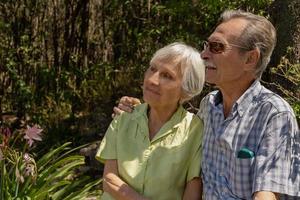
[198, 80, 300, 200]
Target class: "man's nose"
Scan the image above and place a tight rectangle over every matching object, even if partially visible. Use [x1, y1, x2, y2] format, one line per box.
[201, 48, 210, 60]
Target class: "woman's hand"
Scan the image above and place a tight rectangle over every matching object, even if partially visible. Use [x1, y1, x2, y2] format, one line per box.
[183, 177, 202, 200]
[112, 96, 141, 118]
[103, 160, 149, 200]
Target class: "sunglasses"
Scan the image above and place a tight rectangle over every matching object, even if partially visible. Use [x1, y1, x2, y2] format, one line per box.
[203, 40, 250, 54]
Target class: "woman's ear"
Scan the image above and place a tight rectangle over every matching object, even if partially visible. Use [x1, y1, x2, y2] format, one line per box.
[245, 48, 260, 71]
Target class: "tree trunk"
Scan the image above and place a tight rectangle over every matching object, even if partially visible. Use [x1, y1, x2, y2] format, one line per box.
[266, 0, 300, 98]
[269, 0, 300, 67]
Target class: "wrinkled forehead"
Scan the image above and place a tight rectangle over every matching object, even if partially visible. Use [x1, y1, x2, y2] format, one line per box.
[210, 18, 249, 42]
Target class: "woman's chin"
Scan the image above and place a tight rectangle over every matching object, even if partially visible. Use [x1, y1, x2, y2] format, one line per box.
[143, 97, 160, 108]
[143, 93, 159, 103]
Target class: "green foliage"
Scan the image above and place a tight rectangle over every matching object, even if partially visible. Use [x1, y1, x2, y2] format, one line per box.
[1, 0, 286, 161]
[269, 47, 300, 123]
[6, 0, 300, 198]
[0, 125, 102, 200]
[292, 103, 300, 123]
[0, 0, 274, 122]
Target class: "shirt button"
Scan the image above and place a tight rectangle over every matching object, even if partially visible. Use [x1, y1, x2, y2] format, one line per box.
[144, 150, 150, 157]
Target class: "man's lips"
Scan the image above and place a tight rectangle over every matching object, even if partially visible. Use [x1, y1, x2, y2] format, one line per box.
[206, 66, 216, 70]
[204, 62, 216, 70]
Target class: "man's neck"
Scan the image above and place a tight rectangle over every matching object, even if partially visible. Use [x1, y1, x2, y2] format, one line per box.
[218, 79, 255, 118]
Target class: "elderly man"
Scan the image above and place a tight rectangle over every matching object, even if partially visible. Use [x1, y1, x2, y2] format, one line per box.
[198, 10, 299, 200]
[113, 10, 300, 200]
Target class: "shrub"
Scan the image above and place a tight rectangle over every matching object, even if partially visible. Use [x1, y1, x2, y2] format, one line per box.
[0, 124, 102, 200]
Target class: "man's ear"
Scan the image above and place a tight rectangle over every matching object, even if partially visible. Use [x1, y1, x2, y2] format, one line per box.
[245, 48, 260, 71]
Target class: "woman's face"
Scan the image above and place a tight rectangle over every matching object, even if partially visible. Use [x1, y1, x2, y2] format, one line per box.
[143, 59, 183, 110]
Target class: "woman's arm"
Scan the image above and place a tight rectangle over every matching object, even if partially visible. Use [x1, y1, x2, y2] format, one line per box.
[182, 177, 202, 200]
[103, 160, 149, 200]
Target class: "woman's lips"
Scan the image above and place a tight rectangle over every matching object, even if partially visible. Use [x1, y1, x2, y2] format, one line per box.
[145, 87, 160, 95]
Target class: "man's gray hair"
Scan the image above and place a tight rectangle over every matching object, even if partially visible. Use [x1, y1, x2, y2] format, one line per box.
[150, 42, 205, 103]
[219, 10, 277, 79]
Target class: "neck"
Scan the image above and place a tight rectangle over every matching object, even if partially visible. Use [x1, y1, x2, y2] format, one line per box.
[148, 104, 178, 140]
[219, 78, 255, 118]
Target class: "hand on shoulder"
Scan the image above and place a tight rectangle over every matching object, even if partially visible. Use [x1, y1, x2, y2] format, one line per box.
[112, 96, 141, 118]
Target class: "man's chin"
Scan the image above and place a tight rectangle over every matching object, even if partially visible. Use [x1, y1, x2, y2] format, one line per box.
[205, 78, 215, 84]
[204, 79, 217, 88]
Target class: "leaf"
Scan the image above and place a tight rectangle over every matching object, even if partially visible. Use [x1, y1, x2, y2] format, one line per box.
[63, 179, 102, 200]
[36, 142, 72, 171]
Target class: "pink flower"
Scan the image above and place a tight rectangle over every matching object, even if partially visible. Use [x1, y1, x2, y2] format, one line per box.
[23, 153, 37, 181]
[23, 153, 31, 163]
[0, 127, 11, 147]
[1, 127, 11, 138]
[24, 125, 43, 147]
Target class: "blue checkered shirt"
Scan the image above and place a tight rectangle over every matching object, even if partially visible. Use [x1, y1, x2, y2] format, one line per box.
[198, 80, 300, 200]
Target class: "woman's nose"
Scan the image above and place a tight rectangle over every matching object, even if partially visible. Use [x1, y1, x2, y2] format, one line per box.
[148, 72, 159, 85]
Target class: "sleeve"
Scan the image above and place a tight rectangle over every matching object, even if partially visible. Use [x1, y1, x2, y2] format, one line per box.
[186, 116, 204, 182]
[95, 116, 121, 163]
[253, 112, 300, 197]
[197, 94, 209, 120]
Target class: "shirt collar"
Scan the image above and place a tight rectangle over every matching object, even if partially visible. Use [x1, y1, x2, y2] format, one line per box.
[212, 80, 262, 117]
[131, 103, 185, 142]
[235, 80, 262, 116]
[213, 91, 223, 106]
[132, 103, 184, 122]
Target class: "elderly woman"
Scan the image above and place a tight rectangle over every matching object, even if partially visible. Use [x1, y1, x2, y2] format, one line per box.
[96, 42, 205, 200]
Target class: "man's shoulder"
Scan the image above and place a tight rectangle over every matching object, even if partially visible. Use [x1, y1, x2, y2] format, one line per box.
[205, 90, 219, 98]
[201, 90, 219, 105]
[197, 90, 219, 119]
[257, 86, 294, 114]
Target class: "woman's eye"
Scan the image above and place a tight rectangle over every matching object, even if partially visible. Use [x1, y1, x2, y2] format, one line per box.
[149, 66, 157, 72]
[161, 72, 173, 80]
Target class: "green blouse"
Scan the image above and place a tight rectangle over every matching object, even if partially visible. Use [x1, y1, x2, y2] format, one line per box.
[96, 103, 203, 200]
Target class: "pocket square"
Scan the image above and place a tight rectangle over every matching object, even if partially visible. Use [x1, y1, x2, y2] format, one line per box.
[237, 147, 255, 159]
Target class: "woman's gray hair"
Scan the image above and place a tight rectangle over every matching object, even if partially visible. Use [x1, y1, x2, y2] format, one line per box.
[150, 42, 205, 103]
[219, 10, 277, 79]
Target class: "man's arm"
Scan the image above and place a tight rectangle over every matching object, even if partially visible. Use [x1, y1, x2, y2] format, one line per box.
[103, 160, 149, 200]
[183, 178, 202, 200]
[112, 96, 141, 117]
[252, 112, 299, 198]
[253, 191, 279, 200]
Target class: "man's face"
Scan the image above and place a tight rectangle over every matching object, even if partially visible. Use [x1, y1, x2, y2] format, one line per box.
[201, 18, 251, 88]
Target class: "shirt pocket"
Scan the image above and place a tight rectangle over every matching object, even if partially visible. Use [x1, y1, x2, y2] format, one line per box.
[228, 156, 254, 199]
